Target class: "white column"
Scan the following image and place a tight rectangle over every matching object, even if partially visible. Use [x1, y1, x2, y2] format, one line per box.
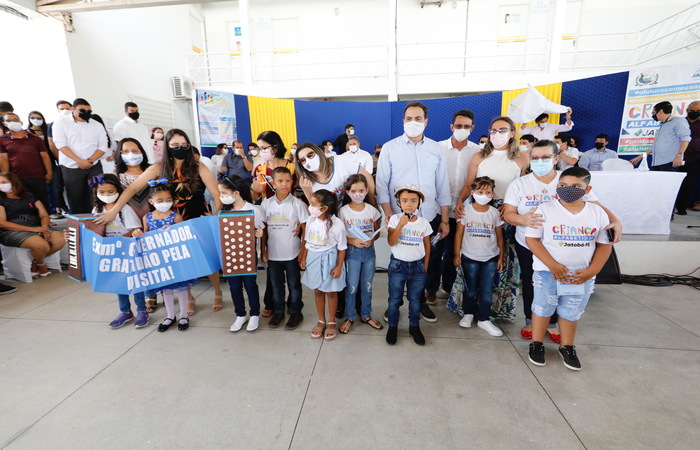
[387, 0, 398, 101]
[239, 0, 254, 86]
[547, 0, 566, 75]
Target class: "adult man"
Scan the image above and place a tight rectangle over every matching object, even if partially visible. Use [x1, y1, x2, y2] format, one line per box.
[113, 102, 155, 163]
[0, 101, 14, 137]
[220, 139, 253, 184]
[52, 98, 107, 213]
[520, 109, 574, 141]
[433, 109, 481, 300]
[340, 135, 373, 173]
[631, 101, 690, 172]
[554, 133, 580, 170]
[675, 101, 700, 215]
[579, 134, 618, 171]
[376, 102, 451, 322]
[46, 100, 72, 217]
[332, 123, 354, 155]
[0, 113, 52, 208]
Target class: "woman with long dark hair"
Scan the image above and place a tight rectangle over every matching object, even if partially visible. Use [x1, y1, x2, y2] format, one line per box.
[251, 131, 295, 200]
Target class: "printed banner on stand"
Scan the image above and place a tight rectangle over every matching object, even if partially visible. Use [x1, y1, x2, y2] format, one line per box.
[618, 64, 700, 154]
[196, 89, 236, 146]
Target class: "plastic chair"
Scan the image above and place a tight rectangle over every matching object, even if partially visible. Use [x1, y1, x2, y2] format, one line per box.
[0, 244, 63, 283]
[602, 158, 634, 171]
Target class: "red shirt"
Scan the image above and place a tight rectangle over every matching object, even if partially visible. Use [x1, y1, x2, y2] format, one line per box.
[0, 133, 48, 178]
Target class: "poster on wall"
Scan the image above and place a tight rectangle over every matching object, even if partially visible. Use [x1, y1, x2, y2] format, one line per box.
[196, 89, 236, 146]
[618, 64, 700, 154]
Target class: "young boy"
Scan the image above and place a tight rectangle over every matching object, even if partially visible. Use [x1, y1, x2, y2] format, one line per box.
[261, 167, 309, 330]
[386, 184, 433, 346]
[525, 167, 612, 370]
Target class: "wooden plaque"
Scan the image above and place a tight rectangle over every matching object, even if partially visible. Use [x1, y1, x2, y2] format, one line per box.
[219, 211, 257, 277]
[66, 214, 105, 282]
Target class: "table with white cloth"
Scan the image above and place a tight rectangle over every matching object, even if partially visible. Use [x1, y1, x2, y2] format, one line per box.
[590, 171, 685, 235]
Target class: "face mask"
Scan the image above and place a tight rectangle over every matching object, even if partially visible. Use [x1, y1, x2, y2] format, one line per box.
[348, 129, 354, 135]
[153, 202, 172, 212]
[490, 133, 510, 149]
[538, 123, 546, 128]
[303, 155, 321, 172]
[170, 147, 189, 160]
[349, 145, 359, 153]
[453, 128, 470, 142]
[326, 146, 334, 153]
[556, 186, 586, 203]
[220, 195, 235, 205]
[478, 142, 486, 149]
[595, 142, 605, 150]
[519, 145, 529, 152]
[250, 149, 259, 156]
[30, 118, 44, 127]
[349, 192, 367, 204]
[530, 158, 554, 177]
[404, 121, 425, 138]
[128, 112, 140, 121]
[122, 153, 144, 166]
[651, 113, 658, 122]
[5, 122, 23, 132]
[308, 205, 323, 218]
[472, 194, 492, 205]
[97, 193, 119, 204]
[78, 109, 92, 122]
[688, 111, 700, 120]
[154, 132, 164, 140]
[59, 109, 72, 117]
[234, 148, 243, 156]
[261, 151, 275, 162]
[0, 183, 12, 193]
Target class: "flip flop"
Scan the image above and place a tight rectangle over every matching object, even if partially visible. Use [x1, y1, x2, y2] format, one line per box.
[360, 317, 384, 330]
[339, 320, 353, 334]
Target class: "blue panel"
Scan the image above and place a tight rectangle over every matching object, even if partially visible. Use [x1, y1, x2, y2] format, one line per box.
[234, 94, 252, 146]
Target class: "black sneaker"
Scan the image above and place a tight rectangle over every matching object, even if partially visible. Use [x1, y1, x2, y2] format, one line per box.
[409, 326, 425, 346]
[386, 326, 398, 345]
[676, 209, 688, 216]
[420, 303, 437, 323]
[559, 345, 582, 371]
[0, 283, 18, 295]
[528, 341, 546, 366]
[284, 312, 304, 330]
[268, 313, 285, 329]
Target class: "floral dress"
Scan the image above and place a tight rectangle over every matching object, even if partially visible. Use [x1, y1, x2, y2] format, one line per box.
[171, 168, 209, 220]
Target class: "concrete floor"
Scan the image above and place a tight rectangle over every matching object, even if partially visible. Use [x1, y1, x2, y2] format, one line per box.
[1, 272, 699, 449]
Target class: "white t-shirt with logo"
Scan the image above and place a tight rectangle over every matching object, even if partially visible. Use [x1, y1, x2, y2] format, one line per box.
[93, 204, 141, 237]
[304, 215, 348, 253]
[312, 157, 360, 200]
[559, 147, 581, 171]
[387, 213, 433, 262]
[504, 172, 598, 248]
[525, 200, 611, 272]
[339, 203, 381, 240]
[459, 203, 504, 262]
[261, 194, 309, 261]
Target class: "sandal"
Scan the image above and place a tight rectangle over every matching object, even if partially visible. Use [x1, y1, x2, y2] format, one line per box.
[36, 263, 53, 278]
[187, 302, 196, 317]
[339, 320, 353, 334]
[360, 317, 384, 330]
[211, 293, 223, 312]
[520, 326, 532, 340]
[262, 309, 274, 318]
[311, 320, 325, 339]
[145, 296, 157, 314]
[324, 322, 337, 340]
[31, 261, 39, 278]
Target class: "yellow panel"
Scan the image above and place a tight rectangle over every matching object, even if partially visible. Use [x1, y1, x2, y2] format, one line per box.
[501, 82, 563, 129]
[248, 96, 298, 156]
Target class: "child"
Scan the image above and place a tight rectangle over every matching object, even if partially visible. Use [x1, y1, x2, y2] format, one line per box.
[132, 182, 191, 332]
[338, 173, 383, 334]
[260, 167, 309, 330]
[386, 184, 433, 346]
[219, 175, 265, 333]
[453, 176, 505, 337]
[299, 189, 347, 340]
[525, 167, 612, 371]
[88, 174, 146, 329]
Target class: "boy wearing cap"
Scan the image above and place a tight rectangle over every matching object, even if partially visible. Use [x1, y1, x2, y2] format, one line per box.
[386, 184, 433, 346]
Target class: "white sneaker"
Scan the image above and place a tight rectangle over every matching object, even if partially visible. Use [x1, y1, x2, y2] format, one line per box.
[436, 289, 450, 299]
[459, 314, 474, 328]
[477, 320, 503, 337]
[247, 315, 259, 332]
[230, 315, 248, 333]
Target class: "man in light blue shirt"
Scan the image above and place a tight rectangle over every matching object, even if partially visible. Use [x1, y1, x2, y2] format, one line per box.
[631, 101, 691, 171]
[376, 101, 451, 322]
[579, 133, 618, 171]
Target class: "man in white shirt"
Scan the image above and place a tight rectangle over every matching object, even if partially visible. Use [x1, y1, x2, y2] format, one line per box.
[52, 98, 108, 213]
[112, 102, 156, 164]
[340, 135, 373, 173]
[520, 109, 574, 141]
[554, 133, 580, 170]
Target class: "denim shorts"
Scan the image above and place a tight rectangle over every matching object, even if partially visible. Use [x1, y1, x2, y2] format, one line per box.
[532, 267, 595, 322]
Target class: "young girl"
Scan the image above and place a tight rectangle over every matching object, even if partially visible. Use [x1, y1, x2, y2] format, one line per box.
[132, 183, 191, 332]
[299, 189, 347, 340]
[338, 174, 383, 334]
[219, 175, 265, 333]
[151, 127, 164, 162]
[88, 174, 146, 329]
[453, 176, 505, 337]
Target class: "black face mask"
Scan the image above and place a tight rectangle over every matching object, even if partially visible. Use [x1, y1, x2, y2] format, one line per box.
[688, 111, 700, 120]
[170, 147, 189, 160]
[78, 109, 92, 122]
[128, 112, 140, 121]
[595, 142, 605, 150]
[651, 113, 659, 122]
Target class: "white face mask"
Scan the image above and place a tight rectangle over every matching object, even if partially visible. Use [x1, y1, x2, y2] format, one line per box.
[348, 145, 359, 153]
[303, 155, 321, 172]
[234, 148, 242, 156]
[5, 122, 23, 133]
[153, 202, 172, 212]
[97, 193, 119, 204]
[348, 129, 354, 135]
[538, 123, 546, 128]
[30, 118, 44, 127]
[473, 194, 492, 205]
[403, 121, 425, 138]
[122, 153, 143, 166]
[490, 133, 510, 149]
[249, 149, 259, 156]
[59, 109, 72, 117]
[0, 183, 12, 193]
[220, 196, 235, 205]
[519, 145, 529, 152]
[453, 128, 470, 142]
[478, 142, 486, 149]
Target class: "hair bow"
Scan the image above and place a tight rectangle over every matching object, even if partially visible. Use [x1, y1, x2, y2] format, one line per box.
[87, 176, 105, 188]
[147, 178, 169, 187]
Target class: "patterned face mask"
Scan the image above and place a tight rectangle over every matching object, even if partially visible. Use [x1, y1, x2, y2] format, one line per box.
[556, 186, 586, 203]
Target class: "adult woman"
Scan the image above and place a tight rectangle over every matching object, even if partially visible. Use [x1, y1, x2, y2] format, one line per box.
[211, 143, 229, 171]
[25, 111, 61, 219]
[151, 127, 165, 163]
[251, 131, 295, 200]
[502, 140, 622, 341]
[0, 172, 65, 277]
[95, 129, 223, 314]
[320, 140, 335, 158]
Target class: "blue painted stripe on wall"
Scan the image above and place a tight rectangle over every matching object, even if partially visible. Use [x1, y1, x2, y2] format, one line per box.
[234, 94, 252, 146]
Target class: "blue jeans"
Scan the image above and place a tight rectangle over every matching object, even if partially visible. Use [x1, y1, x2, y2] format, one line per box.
[228, 274, 260, 317]
[387, 256, 427, 327]
[460, 255, 497, 322]
[532, 268, 595, 322]
[117, 292, 146, 313]
[344, 244, 376, 320]
[268, 258, 303, 314]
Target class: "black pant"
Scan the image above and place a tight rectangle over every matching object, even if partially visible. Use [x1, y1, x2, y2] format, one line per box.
[20, 177, 49, 212]
[651, 162, 678, 172]
[676, 159, 700, 212]
[61, 162, 103, 214]
[515, 241, 557, 325]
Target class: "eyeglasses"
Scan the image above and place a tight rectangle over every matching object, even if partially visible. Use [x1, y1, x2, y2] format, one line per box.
[29, 116, 42, 121]
[530, 156, 554, 162]
[260, 145, 273, 152]
[169, 144, 191, 151]
[488, 128, 511, 135]
[297, 153, 315, 165]
[453, 124, 472, 129]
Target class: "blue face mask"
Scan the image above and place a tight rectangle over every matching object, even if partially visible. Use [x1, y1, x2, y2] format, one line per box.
[530, 158, 553, 177]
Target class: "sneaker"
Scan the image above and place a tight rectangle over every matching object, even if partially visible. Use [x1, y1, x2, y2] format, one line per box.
[436, 288, 450, 299]
[425, 291, 437, 305]
[409, 326, 425, 346]
[559, 345, 582, 371]
[459, 314, 474, 328]
[386, 326, 398, 345]
[285, 312, 304, 330]
[528, 341, 546, 366]
[230, 315, 248, 333]
[420, 304, 437, 323]
[0, 283, 18, 295]
[247, 315, 260, 332]
[477, 320, 503, 337]
[134, 311, 149, 328]
[109, 311, 134, 329]
[268, 313, 285, 328]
